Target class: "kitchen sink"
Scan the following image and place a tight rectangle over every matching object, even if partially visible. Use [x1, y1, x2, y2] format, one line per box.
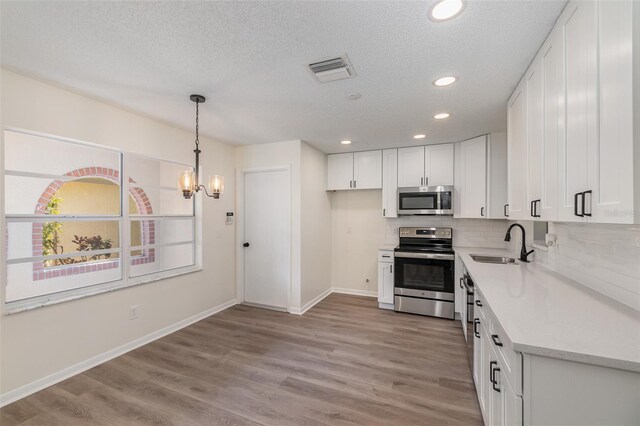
[470, 254, 518, 265]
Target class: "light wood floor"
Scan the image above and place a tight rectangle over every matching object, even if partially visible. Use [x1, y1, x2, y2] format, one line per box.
[1, 294, 482, 425]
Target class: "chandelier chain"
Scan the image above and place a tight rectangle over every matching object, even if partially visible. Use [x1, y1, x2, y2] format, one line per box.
[195, 100, 200, 150]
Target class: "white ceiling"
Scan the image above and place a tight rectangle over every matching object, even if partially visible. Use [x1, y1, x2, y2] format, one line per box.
[1, 1, 567, 153]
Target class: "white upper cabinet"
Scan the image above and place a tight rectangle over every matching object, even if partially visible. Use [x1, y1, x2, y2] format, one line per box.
[486, 133, 508, 219]
[526, 55, 544, 220]
[590, 0, 636, 223]
[558, 0, 597, 222]
[515, 0, 640, 224]
[382, 149, 398, 217]
[425, 144, 454, 186]
[539, 28, 562, 222]
[456, 136, 487, 219]
[397, 146, 425, 187]
[398, 144, 454, 188]
[507, 80, 527, 221]
[327, 153, 354, 190]
[327, 151, 382, 191]
[353, 150, 382, 189]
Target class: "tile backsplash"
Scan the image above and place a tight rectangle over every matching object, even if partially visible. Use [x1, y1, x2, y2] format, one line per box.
[384, 216, 512, 248]
[535, 222, 640, 311]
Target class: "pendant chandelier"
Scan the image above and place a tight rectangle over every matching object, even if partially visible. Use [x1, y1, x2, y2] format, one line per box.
[178, 94, 224, 199]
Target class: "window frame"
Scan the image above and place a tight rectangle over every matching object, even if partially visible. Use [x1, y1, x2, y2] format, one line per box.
[1, 127, 202, 314]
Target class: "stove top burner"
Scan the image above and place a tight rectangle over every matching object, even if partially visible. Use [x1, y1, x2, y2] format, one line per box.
[397, 226, 454, 254]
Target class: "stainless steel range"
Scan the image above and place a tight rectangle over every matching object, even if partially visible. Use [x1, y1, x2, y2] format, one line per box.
[394, 227, 455, 319]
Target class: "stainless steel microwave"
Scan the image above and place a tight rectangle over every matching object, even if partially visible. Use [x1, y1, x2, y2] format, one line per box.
[397, 186, 454, 215]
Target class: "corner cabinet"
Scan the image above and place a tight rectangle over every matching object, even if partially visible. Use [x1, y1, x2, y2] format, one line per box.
[455, 134, 507, 219]
[377, 250, 394, 310]
[327, 150, 382, 190]
[509, 0, 639, 224]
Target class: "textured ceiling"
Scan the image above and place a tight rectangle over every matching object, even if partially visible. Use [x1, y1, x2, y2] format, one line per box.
[1, 1, 567, 153]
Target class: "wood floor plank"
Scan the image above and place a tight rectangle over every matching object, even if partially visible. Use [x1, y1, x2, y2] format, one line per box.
[1, 293, 482, 425]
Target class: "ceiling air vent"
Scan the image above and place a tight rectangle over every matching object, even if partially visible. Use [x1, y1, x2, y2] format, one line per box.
[308, 55, 356, 83]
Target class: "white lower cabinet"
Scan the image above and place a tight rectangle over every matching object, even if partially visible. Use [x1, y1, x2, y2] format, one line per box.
[472, 284, 638, 426]
[377, 250, 394, 309]
[475, 292, 523, 426]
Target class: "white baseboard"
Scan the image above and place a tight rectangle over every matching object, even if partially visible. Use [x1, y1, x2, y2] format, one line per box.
[0, 298, 237, 407]
[289, 287, 332, 315]
[331, 287, 377, 298]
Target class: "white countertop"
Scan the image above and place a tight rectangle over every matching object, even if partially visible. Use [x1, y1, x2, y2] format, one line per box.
[378, 244, 397, 251]
[455, 247, 640, 373]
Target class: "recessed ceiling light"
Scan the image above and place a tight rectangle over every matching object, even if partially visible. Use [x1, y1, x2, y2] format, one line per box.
[347, 93, 362, 101]
[434, 113, 451, 119]
[428, 0, 466, 22]
[414, 134, 427, 139]
[341, 140, 352, 145]
[433, 76, 457, 87]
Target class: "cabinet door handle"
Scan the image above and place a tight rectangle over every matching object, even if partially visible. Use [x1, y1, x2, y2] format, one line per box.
[490, 360, 497, 383]
[583, 190, 592, 217]
[390, 265, 393, 273]
[473, 318, 480, 338]
[504, 204, 509, 217]
[350, 180, 353, 189]
[492, 366, 501, 393]
[425, 177, 428, 186]
[383, 208, 386, 216]
[480, 207, 485, 217]
[491, 334, 503, 347]
[533, 199, 541, 218]
[530, 200, 535, 217]
[574, 192, 584, 217]
[420, 177, 424, 186]
[354, 180, 357, 188]
[475, 300, 482, 307]
[459, 277, 464, 289]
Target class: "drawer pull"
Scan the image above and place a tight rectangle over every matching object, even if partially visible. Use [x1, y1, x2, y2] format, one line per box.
[381, 255, 390, 258]
[475, 300, 482, 307]
[491, 334, 503, 347]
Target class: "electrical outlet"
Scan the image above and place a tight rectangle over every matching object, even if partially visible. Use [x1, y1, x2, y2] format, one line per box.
[129, 305, 139, 320]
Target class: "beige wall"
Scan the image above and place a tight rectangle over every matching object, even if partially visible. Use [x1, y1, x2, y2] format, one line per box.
[330, 190, 386, 294]
[300, 142, 332, 306]
[0, 70, 237, 395]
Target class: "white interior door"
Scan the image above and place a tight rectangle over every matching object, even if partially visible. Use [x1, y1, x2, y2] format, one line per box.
[243, 169, 290, 309]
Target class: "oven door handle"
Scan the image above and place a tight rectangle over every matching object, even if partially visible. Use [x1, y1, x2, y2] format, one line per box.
[394, 252, 455, 261]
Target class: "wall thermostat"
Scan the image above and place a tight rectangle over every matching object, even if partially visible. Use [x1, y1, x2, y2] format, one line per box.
[225, 212, 234, 225]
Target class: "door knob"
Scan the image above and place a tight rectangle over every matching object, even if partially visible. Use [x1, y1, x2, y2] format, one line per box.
[243, 242, 250, 247]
